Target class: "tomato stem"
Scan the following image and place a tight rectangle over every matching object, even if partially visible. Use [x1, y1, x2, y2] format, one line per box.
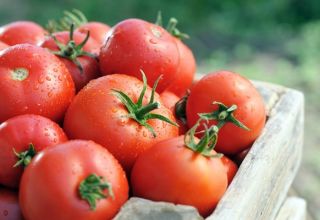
[79, 174, 113, 210]
[13, 143, 36, 168]
[50, 23, 97, 73]
[199, 102, 250, 131]
[112, 71, 178, 137]
[184, 119, 222, 157]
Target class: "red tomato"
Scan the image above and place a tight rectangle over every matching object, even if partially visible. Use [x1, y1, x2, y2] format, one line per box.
[234, 148, 251, 166]
[19, 140, 128, 220]
[221, 156, 238, 185]
[0, 21, 46, 46]
[64, 74, 178, 172]
[99, 18, 180, 93]
[0, 44, 75, 123]
[0, 114, 68, 188]
[0, 41, 8, 51]
[186, 71, 266, 154]
[131, 136, 227, 217]
[77, 22, 111, 46]
[0, 188, 23, 220]
[165, 39, 196, 97]
[41, 30, 100, 92]
[160, 90, 188, 134]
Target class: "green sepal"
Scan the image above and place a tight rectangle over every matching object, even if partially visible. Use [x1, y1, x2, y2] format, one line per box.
[111, 71, 178, 137]
[13, 143, 36, 168]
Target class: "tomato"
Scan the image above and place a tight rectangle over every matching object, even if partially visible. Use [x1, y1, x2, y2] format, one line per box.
[221, 156, 238, 185]
[0, 44, 75, 123]
[0, 188, 23, 220]
[0, 21, 46, 46]
[41, 28, 100, 92]
[186, 71, 266, 154]
[233, 148, 251, 166]
[0, 114, 67, 188]
[160, 90, 188, 134]
[0, 41, 8, 51]
[64, 74, 178, 172]
[99, 18, 180, 93]
[131, 135, 227, 217]
[77, 22, 111, 46]
[19, 140, 128, 220]
[165, 38, 196, 97]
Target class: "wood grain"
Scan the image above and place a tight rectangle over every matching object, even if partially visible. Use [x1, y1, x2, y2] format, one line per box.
[275, 197, 307, 220]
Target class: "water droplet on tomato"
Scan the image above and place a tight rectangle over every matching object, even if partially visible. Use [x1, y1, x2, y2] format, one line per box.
[149, 38, 158, 44]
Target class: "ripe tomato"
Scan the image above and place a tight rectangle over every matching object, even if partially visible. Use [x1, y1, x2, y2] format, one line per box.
[0, 188, 23, 220]
[234, 148, 251, 165]
[0, 114, 68, 188]
[77, 22, 111, 46]
[19, 140, 128, 220]
[186, 71, 266, 154]
[0, 21, 46, 46]
[41, 28, 100, 92]
[160, 90, 188, 134]
[131, 136, 227, 217]
[0, 44, 75, 123]
[165, 39, 196, 97]
[0, 41, 8, 51]
[64, 74, 178, 172]
[221, 156, 238, 185]
[99, 18, 180, 93]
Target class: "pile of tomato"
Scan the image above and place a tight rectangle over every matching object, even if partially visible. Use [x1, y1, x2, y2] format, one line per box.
[0, 10, 266, 220]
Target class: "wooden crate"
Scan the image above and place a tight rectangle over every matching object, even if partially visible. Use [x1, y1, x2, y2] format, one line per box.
[114, 81, 305, 220]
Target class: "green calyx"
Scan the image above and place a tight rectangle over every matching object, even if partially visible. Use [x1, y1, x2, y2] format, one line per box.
[112, 71, 178, 137]
[199, 102, 250, 131]
[184, 101, 250, 157]
[184, 119, 222, 157]
[155, 11, 189, 40]
[50, 23, 97, 73]
[46, 9, 88, 34]
[79, 174, 114, 210]
[13, 143, 36, 168]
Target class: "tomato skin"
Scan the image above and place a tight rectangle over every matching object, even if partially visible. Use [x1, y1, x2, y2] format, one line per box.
[186, 71, 266, 154]
[165, 39, 196, 97]
[77, 22, 111, 46]
[19, 140, 129, 220]
[0, 188, 23, 220]
[221, 156, 238, 185]
[0, 114, 67, 188]
[160, 91, 188, 135]
[0, 21, 46, 46]
[41, 31, 100, 92]
[99, 18, 180, 93]
[0, 41, 8, 51]
[131, 136, 227, 217]
[0, 44, 75, 123]
[64, 74, 178, 172]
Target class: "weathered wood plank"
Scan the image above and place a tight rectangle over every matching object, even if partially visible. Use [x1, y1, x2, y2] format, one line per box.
[207, 88, 304, 220]
[275, 197, 307, 220]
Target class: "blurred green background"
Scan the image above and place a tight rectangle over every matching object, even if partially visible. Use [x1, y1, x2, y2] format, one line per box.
[1, 0, 319, 219]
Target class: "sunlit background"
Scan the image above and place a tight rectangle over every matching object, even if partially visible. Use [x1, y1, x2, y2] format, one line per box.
[1, 0, 319, 219]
